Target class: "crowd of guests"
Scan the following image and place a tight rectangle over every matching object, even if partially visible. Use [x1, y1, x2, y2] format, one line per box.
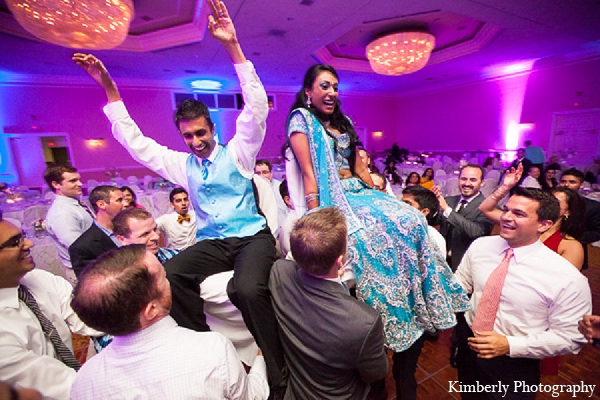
[1, 1, 600, 399]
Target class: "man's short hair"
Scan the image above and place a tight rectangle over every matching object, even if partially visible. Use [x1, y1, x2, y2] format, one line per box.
[279, 179, 289, 199]
[113, 208, 153, 237]
[402, 186, 439, 224]
[290, 207, 347, 276]
[525, 140, 532, 146]
[512, 187, 560, 223]
[89, 185, 119, 213]
[174, 99, 213, 130]
[255, 159, 272, 171]
[561, 168, 584, 184]
[459, 163, 484, 179]
[71, 245, 160, 336]
[169, 187, 188, 203]
[43, 164, 77, 192]
[371, 172, 387, 191]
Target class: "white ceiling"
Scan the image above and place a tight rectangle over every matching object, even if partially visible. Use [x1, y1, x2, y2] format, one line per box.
[0, 0, 599, 94]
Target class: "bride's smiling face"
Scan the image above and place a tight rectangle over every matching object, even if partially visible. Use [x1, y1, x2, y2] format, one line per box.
[305, 71, 339, 116]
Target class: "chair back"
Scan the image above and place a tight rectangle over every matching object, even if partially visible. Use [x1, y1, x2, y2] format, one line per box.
[87, 179, 99, 191]
[434, 169, 446, 179]
[481, 178, 497, 198]
[485, 169, 501, 183]
[444, 176, 460, 197]
[143, 175, 154, 190]
[127, 175, 139, 185]
[151, 191, 172, 218]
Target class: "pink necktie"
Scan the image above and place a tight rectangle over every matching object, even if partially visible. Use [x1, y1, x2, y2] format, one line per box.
[471, 248, 514, 335]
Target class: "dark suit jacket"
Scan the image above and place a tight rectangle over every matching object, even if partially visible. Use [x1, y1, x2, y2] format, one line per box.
[269, 260, 388, 400]
[440, 193, 494, 271]
[581, 197, 600, 269]
[69, 223, 118, 277]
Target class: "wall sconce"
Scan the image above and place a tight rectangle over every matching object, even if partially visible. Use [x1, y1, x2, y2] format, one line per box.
[86, 138, 105, 149]
[372, 131, 383, 138]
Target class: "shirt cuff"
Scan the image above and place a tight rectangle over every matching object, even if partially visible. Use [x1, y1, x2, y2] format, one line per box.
[234, 61, 256, 86]
[102, 100, 128, 122]
[443, 207, 453, 218]
[506, 335, 527, 358]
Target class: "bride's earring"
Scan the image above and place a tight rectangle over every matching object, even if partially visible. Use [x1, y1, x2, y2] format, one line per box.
[306, 96, 311, 108]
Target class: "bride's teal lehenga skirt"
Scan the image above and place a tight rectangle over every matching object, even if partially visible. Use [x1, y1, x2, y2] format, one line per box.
[341, 177, 470, 352]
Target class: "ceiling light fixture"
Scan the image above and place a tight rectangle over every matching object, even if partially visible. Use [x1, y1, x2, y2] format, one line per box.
[7, 0, 134, 50]
[366, 31, 435, 76]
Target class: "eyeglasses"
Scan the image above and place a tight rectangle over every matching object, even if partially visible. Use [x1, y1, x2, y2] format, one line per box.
[0, 232, 27, 250]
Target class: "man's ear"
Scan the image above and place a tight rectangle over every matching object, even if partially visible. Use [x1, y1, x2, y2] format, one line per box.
[420, 207, 430, 218]
[115, 235, 126, 245]
[97, 200, 107, 211]
[170, 202, 175, 210]
[51, 181, 60, 190]
[537, 219, 553, 233]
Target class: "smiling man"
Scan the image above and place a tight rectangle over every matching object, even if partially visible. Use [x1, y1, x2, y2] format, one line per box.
[155, 188, 197, 251]
[0, 215, 101, 399]
[72, 0, 284, 392]
[44, 164, 94, 284]
[433, 164, 494, 271]
[112, 208, 178, 265]
[453, 187, 591, 400]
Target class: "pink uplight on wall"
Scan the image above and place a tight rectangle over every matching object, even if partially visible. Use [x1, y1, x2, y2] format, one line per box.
[372, 131, 383, 138]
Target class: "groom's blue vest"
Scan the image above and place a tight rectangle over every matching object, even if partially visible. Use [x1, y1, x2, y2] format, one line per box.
[187, 145, 265, 241]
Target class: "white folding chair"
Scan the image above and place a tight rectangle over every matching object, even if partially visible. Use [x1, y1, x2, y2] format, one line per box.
[200, 271, 258, 366]
[485, 169, 501, 183]
[127, 175, 139, 185]
[143, 175, 154, 190]
[481, 178, 497, 198]
[151, 191, 172, 218]
[444, 176, 460, 197]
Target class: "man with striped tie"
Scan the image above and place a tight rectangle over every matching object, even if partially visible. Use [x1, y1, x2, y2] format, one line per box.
[0, 214, 101, 399]
[453, 188, 592, 400]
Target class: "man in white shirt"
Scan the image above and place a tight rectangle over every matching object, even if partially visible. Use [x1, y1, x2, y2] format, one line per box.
[276, 179, 297, 256]
[155, 188, 197, 251]
[70, 244, 268, 400]
[401, 186, 446, 256]
[0, 216, 100, 399]
[73, 1, 284, 391]
[454, 187, 592, 399]
[255, 160, 288, 228]
[44, 165, 94, 284]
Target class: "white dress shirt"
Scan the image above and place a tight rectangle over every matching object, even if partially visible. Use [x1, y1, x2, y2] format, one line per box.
[253, 174, 278, 237]
[521, 175, 541, 189]
[70, 316, 269, 400]
[0, 269, 101, 400]
[427, 225, 447, 257]
[156, 209, 198, 251]
[270, 178, 289, 227]
[45, 195, 94, 269]
[103, 61, 268, 190]
[454, 236, 591, 359]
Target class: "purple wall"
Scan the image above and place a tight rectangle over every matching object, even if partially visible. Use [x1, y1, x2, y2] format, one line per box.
[1, 57, 599, 184]
[383, 58, 600, 156]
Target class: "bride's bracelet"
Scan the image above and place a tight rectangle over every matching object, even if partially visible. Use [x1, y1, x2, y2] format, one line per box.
[305, 193, 319, 203]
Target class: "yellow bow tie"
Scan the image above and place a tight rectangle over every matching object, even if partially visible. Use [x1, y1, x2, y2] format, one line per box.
[177, 214, 191, 224]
